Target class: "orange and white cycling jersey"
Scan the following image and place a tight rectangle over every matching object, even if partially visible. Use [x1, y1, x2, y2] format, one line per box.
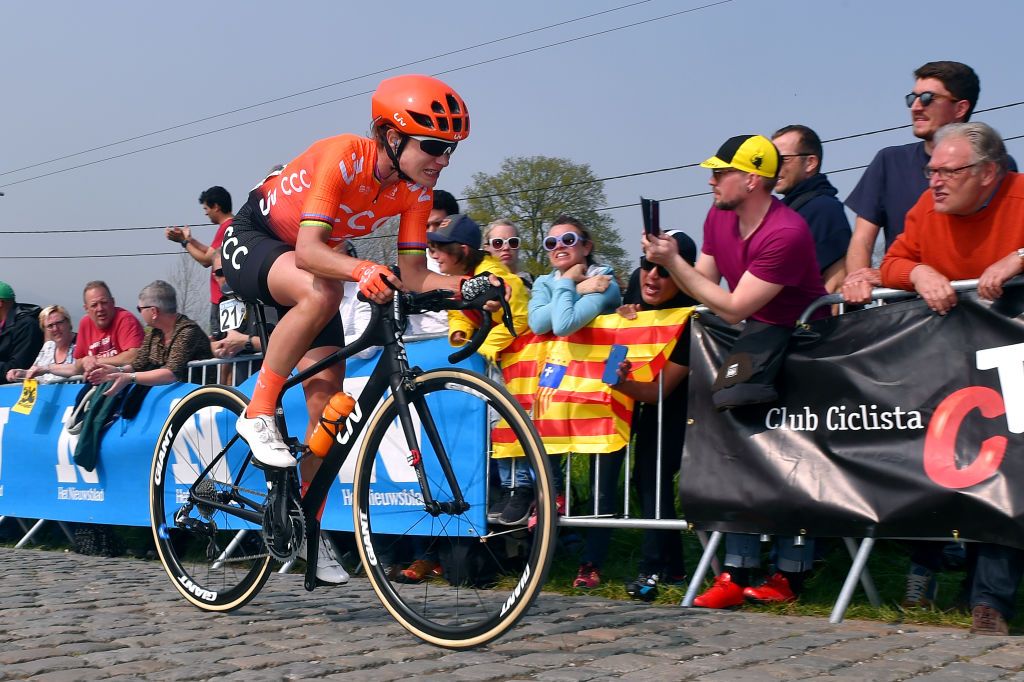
[254, 134, 432, 256]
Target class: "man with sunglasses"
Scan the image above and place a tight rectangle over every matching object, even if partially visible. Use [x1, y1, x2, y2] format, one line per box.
[644, 135, 827, 608]
[879, 122, 1024, 635]
[772, 125, 850, 293]
[843, 61, 984, 304]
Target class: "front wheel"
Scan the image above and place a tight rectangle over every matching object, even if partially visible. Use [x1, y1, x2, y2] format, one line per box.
[352, 368, 555, 648]
[150, 385, 273, 611]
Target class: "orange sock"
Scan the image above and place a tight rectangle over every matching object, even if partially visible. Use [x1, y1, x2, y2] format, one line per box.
[301, 480, 327, 521]
[246, 365, 287, 418]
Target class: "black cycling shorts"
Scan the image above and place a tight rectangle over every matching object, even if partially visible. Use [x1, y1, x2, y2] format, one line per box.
[221, 194, 344, 350]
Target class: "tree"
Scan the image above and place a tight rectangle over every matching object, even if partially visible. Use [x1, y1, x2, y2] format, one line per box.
[463, 156, 629, 280]
[167, 254, 211, 332]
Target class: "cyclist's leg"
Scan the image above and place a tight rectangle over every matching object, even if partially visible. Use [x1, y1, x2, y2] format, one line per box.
[251, 251, 344, 417]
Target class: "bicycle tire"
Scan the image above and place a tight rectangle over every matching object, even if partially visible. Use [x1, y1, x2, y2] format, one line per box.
[150, 385, 273, 611]
[351, 368, 555, 648]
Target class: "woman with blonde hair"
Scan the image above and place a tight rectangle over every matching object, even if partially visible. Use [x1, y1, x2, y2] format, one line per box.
[7, 305, 77, 384]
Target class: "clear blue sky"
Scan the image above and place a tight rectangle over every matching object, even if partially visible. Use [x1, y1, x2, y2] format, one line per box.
[1, 0, 1021, 322]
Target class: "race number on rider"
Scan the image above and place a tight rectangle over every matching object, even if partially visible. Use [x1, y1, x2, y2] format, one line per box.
[219, 298, 247, 333]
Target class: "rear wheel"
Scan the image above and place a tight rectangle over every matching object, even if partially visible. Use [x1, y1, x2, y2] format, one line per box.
[352, 368, 555, 648]
[150, 385, 273, 611]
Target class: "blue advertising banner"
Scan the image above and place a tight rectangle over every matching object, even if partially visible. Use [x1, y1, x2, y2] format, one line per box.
[0, 338, 486, 533]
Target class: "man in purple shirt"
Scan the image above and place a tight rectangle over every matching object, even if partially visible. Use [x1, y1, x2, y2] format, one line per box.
[643, 134, 826, 327]
[643, 134, 827, 609]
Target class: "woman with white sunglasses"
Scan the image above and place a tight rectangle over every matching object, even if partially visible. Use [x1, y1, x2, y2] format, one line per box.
[528, 215, 620, 336]
[483, 219, 533, 289]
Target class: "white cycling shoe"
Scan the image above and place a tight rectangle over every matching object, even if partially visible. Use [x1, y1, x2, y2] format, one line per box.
[299, 532, 350, 585]
[236, 414, 296, 468]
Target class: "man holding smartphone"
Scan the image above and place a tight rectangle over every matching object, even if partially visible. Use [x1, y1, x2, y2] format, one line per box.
[642, 134, 827, 608]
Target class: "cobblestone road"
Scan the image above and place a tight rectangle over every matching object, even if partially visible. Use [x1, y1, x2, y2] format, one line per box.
[2, 547, 1023, 680]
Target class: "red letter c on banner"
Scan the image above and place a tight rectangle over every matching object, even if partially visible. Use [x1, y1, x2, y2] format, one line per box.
[923, 386, 1007, 489]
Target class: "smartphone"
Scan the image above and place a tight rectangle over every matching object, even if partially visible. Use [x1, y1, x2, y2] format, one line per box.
[640, 196, 661, 236]
[602, 344, 629, 385]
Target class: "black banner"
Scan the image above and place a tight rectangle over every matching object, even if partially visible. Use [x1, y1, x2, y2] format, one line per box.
[680, 289, 1024, 547]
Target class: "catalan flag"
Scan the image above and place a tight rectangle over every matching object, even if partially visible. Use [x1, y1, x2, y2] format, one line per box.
[493, 307, 693, 456]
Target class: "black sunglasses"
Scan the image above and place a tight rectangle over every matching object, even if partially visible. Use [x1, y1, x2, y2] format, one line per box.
[213, 268, 224, 277]
[137, 305, 157, 313]
[904, 91, 955, 108]
[488, 237, 520, 250]
[412, 135, 457, 157]
[640, 257, 669, 278]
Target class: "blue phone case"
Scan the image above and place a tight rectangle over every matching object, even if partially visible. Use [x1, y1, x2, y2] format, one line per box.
[602, 344, 629, 385]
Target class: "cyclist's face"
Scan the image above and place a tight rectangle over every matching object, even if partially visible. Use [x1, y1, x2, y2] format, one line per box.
[402, 139, 451, 188]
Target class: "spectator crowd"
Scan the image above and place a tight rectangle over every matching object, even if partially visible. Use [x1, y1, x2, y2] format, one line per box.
[1, 60, 1021, 636]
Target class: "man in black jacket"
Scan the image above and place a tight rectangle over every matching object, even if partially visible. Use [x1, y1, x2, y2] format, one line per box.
[0, 281, 43, 383]
[772, 124, 851, 293]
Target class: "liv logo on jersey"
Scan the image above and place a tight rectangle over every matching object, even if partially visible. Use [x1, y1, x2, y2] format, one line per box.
[533, 362, 567, 419]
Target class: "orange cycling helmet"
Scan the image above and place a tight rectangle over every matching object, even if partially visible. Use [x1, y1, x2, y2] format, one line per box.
[372, 75, 470, 142]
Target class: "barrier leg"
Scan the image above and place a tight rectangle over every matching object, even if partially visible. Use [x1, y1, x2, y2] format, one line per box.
[682, 530, 722, 607]
[843, 536, 880, 607]
[56, 521, 75, 545]
[829, 537, 876, 623]
[15, 519, 48, 549]
[695, 529, 722, 576]
[212, 530, 249, 570]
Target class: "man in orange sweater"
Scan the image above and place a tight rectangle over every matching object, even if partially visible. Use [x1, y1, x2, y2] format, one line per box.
[881, 122, 1024, 314]
[880, 121, 1023, 635]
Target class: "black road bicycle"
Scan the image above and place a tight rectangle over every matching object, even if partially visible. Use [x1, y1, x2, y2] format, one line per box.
[149, 279, 555, 648]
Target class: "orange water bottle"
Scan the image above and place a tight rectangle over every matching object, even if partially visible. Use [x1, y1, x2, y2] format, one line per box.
[307, 392, 356, 457]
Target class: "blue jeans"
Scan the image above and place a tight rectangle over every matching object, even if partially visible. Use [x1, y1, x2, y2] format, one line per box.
[497, 457, 533, 489]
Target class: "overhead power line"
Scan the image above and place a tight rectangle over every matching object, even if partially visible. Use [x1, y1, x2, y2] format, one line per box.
[0, 0, 733, 190]
[0, 0, 657, 179]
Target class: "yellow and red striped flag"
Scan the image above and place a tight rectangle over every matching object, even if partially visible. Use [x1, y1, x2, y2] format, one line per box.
[493, 307, 693, 456]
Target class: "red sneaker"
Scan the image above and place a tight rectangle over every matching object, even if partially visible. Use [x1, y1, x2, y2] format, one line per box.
[573, 562, 601, 589]
[527, 494, 565, 532]
[693, 572, 745, 609]
[742, 572, 796, 603]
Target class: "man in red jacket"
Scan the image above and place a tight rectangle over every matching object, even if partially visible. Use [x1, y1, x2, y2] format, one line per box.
[880, 121, 1024, 635]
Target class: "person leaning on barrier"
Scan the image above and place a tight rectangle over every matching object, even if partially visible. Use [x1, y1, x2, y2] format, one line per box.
[879, 121, 1024, 635]
[614, 230, 698, 602]
[7, 304, 77, 384]
[87, 280, 213, 397]
[643, 134, 827, 608]
[772, 125, 851, 293]
[29, 281, 143, 385]
[0, 280, 43, 384]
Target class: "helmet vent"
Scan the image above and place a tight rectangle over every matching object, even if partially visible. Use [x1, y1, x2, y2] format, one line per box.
[445, 94, 462, 115]
[409, 111, 435, 130]
[452, 118, 463, 133]
[436, 118, 450, 132]
[431, 100, 446, 114]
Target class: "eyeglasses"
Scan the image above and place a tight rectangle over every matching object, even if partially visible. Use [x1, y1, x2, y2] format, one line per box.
[640, 257, 669, 278]
[137, 305, 157, 313]
[44, 319, 69, 330]
[543, 232, 584, 251]
[905, 91, 956, 108]
[411, 135, 457, 157]
[488, 237, 520, 250]
[923, 161, 981, 181]
[212, 268, 224, 277]
[711, 168, 742, 180]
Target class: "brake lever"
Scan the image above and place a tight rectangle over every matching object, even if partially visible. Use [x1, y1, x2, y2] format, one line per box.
[499, 294, 516, 337]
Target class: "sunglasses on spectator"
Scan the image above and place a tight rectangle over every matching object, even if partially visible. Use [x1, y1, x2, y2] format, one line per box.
[137, 305, 157, 313]
[904, 91, 956, 107]
[640, 257, 669, 278]
[543, 232, 584, 251]
[213, 268, 224, 277]
[45, 319, 69, 330]
[411, 136, 457, 157]
[488, 237, 520, 250]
